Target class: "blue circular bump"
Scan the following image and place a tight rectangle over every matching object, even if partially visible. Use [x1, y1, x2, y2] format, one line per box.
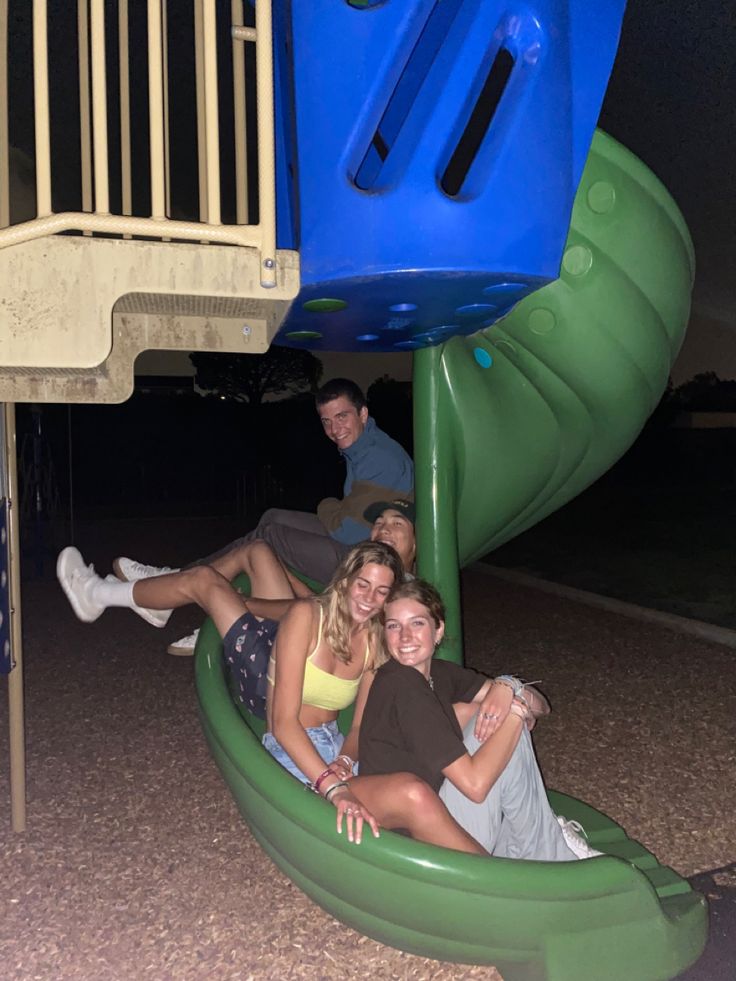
[482, 281, 523, 297]
[356, 333, 379, 342]
[456, 303, 497, 318]
[389, 302, 418, 313]
[394, 340, 423, 350]
[474, 347, 493, 369]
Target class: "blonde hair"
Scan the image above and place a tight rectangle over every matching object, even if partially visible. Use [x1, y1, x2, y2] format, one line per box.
[318, 541, 403, 665]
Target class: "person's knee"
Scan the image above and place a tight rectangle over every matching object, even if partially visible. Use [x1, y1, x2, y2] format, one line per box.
[257, 508, 282, 531]
[179, 564, 223, 603]
[248, 539, 275, 564]
[231, 538, 269, 570]
[394, 774, 442, 818]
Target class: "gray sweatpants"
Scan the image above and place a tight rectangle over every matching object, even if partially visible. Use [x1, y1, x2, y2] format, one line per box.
[193, 508, 352, 585]
[439, 718, 577, 860]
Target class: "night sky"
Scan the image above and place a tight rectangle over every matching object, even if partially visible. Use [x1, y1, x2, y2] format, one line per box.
[599, 0, 735, 380]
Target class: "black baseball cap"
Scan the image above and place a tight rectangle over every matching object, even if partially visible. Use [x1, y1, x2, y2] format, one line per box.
[363, 499, 416, 525]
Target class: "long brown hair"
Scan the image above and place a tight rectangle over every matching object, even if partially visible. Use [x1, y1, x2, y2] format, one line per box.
[318, 541, 403, 665]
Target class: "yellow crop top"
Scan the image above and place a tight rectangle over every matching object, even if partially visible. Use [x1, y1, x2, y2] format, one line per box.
[267, 605, 370, 711]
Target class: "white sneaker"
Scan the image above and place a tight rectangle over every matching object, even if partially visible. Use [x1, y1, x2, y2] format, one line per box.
[57, 547, 105, 623]
[102, 575, 172, 629]
[113, 556, 178, 582]
[167, 629, 199, 657]
[556, 816, 604, 860]
[112, 556, 176, 628]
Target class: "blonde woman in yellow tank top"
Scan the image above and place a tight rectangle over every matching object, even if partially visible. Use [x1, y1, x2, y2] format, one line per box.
[58, 535, 477, 848]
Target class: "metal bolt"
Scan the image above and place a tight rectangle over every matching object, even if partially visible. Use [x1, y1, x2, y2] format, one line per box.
[242, 325, 251, 336]
[263, 258, 275, 269]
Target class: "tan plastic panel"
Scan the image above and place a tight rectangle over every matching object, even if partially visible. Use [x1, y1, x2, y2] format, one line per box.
[0, 234, 298, 368]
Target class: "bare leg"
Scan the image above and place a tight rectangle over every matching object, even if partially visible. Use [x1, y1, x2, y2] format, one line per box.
[349, 773, 487, 856]
[132, 565, 248, 639]
[208, 540, 297, 601]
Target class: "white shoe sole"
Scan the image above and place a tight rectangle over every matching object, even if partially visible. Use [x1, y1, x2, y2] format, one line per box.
[132, 604, 173, 629]
[57, 547, 103, 623]
[166, 640, 196, 656]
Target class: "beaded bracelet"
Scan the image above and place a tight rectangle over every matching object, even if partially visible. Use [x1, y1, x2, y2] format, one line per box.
[324, 781, 349, 802]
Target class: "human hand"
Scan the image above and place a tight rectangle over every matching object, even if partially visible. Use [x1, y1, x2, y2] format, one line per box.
[474, 682, 514, 742]
[332, 788, 380, 844]
[329, 754, 355, 782]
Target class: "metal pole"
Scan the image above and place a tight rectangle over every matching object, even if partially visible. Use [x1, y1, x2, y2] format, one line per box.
[162, 0, 171, 220]
[147, 0, 165, 219]
[254, 0, 276, 286]
[0, 0, 9, 228]
[67, 405, 74, 543]
[90, 0, 109, 213]
[118, 0, 132, 224]
[78, 0, 93, 225]
[413, 345, 463, 665]
[202, 0, 221, 226]
[33, 0, 52, 216]
[3, 403, 26, 830]
[231, 0, 249, 224]
[193, 0, 208, 223]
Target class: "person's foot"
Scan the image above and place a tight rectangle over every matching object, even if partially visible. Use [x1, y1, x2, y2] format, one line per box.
[167, 629, 199, 656]
[113, 556, 178, 582]
[112, 556, 175, 628]
[556, 816, 604, 859]
[57, 547, 105, 622]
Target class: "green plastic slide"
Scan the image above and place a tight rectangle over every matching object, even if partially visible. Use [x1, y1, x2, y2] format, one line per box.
[415, 130, 696, 659]
[195, 130, 707, 979]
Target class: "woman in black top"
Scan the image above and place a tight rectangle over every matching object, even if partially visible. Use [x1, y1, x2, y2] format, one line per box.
[357, 579, 602, 860]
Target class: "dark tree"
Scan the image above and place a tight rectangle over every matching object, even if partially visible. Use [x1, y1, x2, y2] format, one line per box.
[675, 372, 736, 412]
[367, 374, 413, 453]
[190, 346, 322, 406]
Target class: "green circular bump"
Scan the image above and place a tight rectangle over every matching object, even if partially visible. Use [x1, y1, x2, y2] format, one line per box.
[528, 308, 556, 335]
[587, 181, 616, 214]
[285, 330, 323, 341]
[562, 244, 593, 277]
[493, 339, 517, 357]
[302, 298, 347, 313]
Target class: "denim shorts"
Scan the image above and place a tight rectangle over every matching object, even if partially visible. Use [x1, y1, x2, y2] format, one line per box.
[262, 720, 345, 784]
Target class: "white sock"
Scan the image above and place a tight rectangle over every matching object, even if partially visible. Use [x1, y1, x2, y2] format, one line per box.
[91, 577, 136, 610]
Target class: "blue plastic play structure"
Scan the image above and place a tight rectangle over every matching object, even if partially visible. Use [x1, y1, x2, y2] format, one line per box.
[270, 0, 626, 351]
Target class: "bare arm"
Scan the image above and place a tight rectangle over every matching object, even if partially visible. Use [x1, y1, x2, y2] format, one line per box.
[338, 667, 376, 766]
[269, 601, 333, 783]
[441, 711, 525, 803]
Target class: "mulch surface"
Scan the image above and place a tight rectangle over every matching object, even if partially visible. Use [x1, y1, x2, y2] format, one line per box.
[1, 519, 734, 979]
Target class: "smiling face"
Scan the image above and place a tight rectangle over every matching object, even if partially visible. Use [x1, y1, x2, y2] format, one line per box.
[384, 597, 444, 677]
[318, 395, 369, 451]
[346, 562, 395, 625]
[370, 509, 416, 571]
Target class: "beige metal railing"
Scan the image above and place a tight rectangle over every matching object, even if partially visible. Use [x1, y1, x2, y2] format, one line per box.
[0, 0, 278, 287]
